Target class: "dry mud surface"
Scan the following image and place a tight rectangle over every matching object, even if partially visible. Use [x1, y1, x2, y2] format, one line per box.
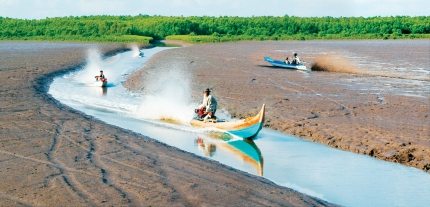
[0, 42, 331, 206]
[126, 41, 430, 172]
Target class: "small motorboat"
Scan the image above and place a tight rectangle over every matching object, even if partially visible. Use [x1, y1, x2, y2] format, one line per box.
[190, 104, 265, 139]
[264, 56, 307, 70]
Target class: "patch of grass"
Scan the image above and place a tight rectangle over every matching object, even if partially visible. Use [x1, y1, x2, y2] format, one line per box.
[165, 33, 430, 43]
[0, 35, 152, 44]
[166, 35, 221, 43]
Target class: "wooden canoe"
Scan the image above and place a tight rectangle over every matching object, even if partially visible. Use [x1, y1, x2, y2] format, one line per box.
[190, 104, 265, 139]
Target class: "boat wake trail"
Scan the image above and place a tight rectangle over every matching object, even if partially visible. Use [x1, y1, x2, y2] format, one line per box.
[311, 54, 359, 74]
[311, 54, 430, 81]
[131, 44, 140, 58]
[75, 48, 103, 84]
[136, 66, 196, 122]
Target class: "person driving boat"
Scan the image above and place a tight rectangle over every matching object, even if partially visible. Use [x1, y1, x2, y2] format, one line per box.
[195, 88, 218, 121]
[291, 53, 301, 65]
[95, 70, 106, 81]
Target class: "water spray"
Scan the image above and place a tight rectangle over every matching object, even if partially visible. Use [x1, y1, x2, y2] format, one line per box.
[137, 67, 196, 122]
[75, 48, 103, 83]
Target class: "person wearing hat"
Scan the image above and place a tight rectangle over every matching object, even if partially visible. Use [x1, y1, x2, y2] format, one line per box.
[291, 53, 301, 65]
[195, 88, 218, 121]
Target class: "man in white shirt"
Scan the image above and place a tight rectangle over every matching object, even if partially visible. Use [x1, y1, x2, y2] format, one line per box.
[195, 88, 218, 120]
[291, 53, 301, 65]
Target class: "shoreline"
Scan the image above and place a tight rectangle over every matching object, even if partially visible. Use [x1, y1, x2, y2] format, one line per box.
[0, 41, 332, 206]
[125, 40, 430, 172]
[3, 36, 430, 45]
[164, 34, 430, 44]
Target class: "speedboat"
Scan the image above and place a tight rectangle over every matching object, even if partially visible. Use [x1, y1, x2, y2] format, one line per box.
[264, 56, 307, 70]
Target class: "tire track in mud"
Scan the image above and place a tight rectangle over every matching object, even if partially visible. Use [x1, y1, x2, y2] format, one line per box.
[0, 132, 288, 205]
[58, 131, 174, 205]
[110, 134, 186, 205]
[28, 130, 156, 205]
[45, 120, 134, 205]
[44, 120, 97, 206]
[81, 124, 133, 205]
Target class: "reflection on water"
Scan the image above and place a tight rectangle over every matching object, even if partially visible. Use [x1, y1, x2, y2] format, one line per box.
[195, 137, 216, 156]
[102, 86, 108, 95]
[49, 47, 430, 207]
[195, 133, 264, 176]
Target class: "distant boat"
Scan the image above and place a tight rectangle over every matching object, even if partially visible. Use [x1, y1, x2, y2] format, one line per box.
[190, 104, 265, 139]
[264, 56, 307, 70]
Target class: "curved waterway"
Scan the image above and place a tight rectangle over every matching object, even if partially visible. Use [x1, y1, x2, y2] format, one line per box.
[49, 47, 430, 207]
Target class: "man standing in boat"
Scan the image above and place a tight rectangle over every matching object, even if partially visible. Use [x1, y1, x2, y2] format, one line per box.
[95, 70, 106, 82]
[195, 88, 218, 121]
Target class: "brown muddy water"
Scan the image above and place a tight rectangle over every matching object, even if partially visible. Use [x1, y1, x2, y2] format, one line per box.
[266, 40, 430, 97]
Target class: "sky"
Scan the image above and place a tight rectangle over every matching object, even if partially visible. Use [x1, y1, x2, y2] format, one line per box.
[0, 0, 428, 19]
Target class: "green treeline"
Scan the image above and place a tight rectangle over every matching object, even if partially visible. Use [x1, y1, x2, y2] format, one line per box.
[0, 15, 429, 43]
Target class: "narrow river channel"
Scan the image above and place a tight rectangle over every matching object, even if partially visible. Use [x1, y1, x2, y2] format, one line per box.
[49, 47, 430, 207]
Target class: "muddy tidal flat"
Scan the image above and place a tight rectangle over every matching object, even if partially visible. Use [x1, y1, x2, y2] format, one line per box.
[0, 42, 330, 206]
[126, 40, 430, 172]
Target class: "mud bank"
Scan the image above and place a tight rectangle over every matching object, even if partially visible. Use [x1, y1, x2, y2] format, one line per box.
[0, 42, 331, 206]
[125, 40, 430, 172]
